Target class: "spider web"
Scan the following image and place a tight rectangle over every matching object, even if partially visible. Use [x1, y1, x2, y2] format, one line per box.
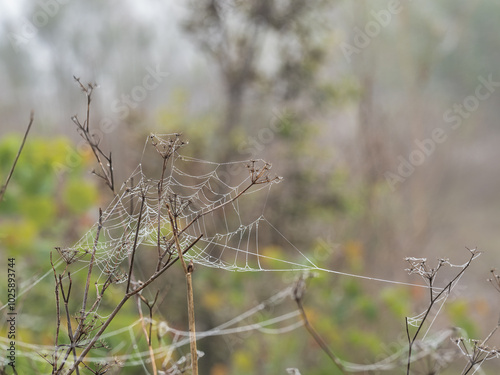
[0, 133, 478, 373]
[0, 286, 304, 372]
[61, 133, 317, 283]
[0, 282, 472, 373]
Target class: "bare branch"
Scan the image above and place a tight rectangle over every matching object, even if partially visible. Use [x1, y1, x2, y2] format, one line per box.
[0, 111, 34, 203]
[292, 274, 345, 374]
[72, 77, 115, 193]
[126, 191, 146, 294]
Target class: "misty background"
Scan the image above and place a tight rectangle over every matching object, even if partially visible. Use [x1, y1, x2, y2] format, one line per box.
[2, 1, 500, 374]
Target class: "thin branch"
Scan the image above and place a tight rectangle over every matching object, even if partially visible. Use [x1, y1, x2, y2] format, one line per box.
[64, 239, 198, 375]
[292, 275, 345, 374]
[405, 249, 479, 374]
[80, 209, 103, 318]
[186, 262, 198, 375]
[126, 191, 146, 294]
[137, 291, 159, 375]
[0, 111, 34, 203]
[157, 156, 169, 258]
[50, 253, 61, 373]
[72, 77, 115, 193]
[166, 201, 199, 373]
[166, 204, 188, 274]
[85, 274, 114, 316]
[57, 272, 80, 375]
[61, 208, 103, 372]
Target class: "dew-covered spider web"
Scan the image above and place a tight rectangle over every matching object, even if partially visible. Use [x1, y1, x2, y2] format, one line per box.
[1, 283, 472, 373]
[1, 133, 483, 373]
[60, 133, 323, 281]
[59, 134, 455, 285]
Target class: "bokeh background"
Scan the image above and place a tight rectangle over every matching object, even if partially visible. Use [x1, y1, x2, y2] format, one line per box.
[2, 1, 500, 374]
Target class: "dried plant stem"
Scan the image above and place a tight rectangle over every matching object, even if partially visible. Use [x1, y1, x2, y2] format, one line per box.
[72, 77, 115, 193]
[186, 270, 198, 375]
[157, 156, 168, 258]
[126, 192, 146, 293]
[57, 208, 102, 374]
[293, 276, 345, 374]
[0, 111, 34, 203]
[130, 195, 159, 375]
[66, 294, 129, 374]
[57, 273, 80, 375]
[136, 292, 159, 375]
[80, 209, 102, 315]
[297, 299, 345, 373]
[50, 253, 61, 373]
[65, 236, 201, 374]
[406, 250, 478, 375]
[55, 123, 279, 374]
[167, 204, 199, 374]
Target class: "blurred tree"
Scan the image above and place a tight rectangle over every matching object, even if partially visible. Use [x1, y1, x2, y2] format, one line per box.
[181, 0, 361, 248]
[183, 0, 332, 150]
[179, 4, 370, 372]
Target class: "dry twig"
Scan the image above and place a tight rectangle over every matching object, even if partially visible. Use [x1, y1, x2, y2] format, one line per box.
[0, 111, 34, 203]
[71, 77, 115, 193]
[292, 274, 346, 374]
[405, 248, 481, 375]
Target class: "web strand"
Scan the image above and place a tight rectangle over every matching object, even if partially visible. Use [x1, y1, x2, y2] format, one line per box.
[1, 133, 480, 373]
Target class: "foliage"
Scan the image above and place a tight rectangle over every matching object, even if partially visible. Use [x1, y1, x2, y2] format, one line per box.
[0, 134, 99, 255]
